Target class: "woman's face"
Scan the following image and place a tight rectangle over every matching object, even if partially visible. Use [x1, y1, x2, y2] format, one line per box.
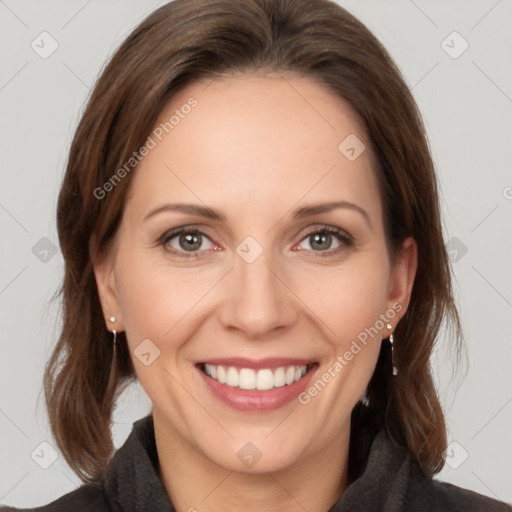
[95, 73, 416, 474]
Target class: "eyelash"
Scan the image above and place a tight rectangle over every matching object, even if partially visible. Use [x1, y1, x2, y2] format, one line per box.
[158, 225, 354, 259]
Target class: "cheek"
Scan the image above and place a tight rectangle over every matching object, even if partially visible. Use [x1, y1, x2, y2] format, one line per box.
[292, 256, 390, 344]
[113, 250, 217, 406]
[114, 245, 229, 360]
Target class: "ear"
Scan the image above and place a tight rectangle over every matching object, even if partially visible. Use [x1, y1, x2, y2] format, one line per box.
[90, 234, 124, 332]
[384, 236, 418, 328]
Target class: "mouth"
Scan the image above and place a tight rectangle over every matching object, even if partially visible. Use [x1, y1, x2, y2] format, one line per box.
[198, 362, 317, 390]
[195, 358, 318, 412]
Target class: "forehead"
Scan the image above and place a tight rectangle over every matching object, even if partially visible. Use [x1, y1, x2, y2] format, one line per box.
[125, 73, 382, 226]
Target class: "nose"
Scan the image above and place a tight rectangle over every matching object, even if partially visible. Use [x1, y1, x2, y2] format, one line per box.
[218, 246, 298, 339]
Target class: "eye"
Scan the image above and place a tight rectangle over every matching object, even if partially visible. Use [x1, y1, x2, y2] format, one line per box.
[160, 228, 217, 257]
[159, 225, 353, 258]
[296, 226, 353, 256]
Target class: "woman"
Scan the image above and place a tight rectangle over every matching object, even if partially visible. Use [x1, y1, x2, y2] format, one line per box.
[1, 0, 510, 510]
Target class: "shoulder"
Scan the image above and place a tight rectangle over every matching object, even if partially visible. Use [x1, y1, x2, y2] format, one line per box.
[345, 409, 512, 512]
[0, 482, 107, 512]
[405, 463, 512, 511]
[0, 414, 171, 512]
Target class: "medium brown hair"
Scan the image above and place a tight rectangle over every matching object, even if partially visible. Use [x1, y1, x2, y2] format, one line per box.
[45, 0, 461, 482]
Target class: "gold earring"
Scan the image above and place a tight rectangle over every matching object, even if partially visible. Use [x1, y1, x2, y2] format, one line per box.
[386, 323, 398, 376]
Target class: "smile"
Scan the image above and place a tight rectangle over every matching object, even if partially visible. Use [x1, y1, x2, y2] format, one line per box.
[196, 358, 318, 412]
[201, 364, 310, 391]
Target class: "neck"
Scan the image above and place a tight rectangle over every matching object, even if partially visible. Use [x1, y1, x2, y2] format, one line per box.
[153, 410, 351, 512]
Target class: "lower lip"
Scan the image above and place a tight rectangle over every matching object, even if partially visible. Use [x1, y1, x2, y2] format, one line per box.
[197, 365, 318, 412]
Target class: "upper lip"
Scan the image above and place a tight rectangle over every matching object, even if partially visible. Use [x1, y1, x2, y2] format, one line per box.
[197, 357, 317, 370]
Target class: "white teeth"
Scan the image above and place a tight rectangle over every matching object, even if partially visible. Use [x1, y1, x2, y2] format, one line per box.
[256, 369, 274, 390]
[203, 364, 309, 390]
[226, 367, 239, 387]
[273, 367, 286, 388]
[217, 365, 226, 384]
[285, 366, 295, 385]
[239, 368, 256, 390]
[204, 364, 217, 380]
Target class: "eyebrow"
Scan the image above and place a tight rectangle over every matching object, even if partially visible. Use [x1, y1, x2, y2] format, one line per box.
[293, 201, 371, 228]
[144, 203, 227, 222]
[143, 201, 371, 228]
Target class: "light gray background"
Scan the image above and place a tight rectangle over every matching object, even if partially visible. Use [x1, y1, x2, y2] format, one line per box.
[1, 0, 511, 507]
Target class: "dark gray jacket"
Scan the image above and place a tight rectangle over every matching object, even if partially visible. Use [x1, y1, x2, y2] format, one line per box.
[1, 412, 510, 511]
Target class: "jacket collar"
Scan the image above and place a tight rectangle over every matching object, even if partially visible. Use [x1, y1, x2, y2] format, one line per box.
[103, 414, 174, 511]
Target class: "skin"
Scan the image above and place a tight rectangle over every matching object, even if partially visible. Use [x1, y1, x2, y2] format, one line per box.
[93, 73, 417, 512]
